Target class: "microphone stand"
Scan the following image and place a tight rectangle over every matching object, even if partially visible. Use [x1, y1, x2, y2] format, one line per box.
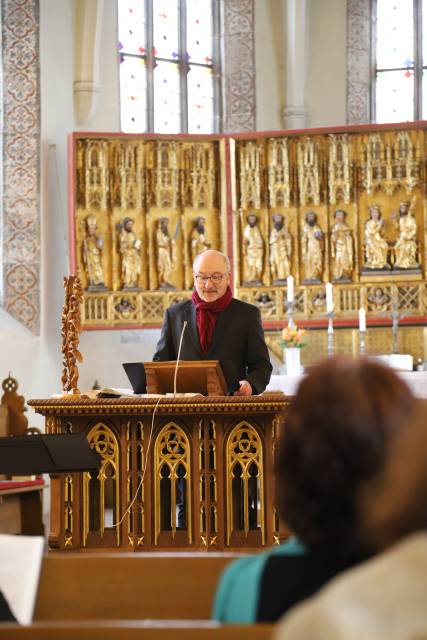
[173, 321, 188, 396]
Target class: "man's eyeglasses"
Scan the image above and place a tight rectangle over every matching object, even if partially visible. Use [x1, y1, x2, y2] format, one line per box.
[193, 272, 229, 285]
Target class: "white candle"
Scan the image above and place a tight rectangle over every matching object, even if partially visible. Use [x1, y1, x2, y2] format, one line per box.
[287, 275, 294, 303]
[325, 283, 334, 312]
[359, 307, 366, 332]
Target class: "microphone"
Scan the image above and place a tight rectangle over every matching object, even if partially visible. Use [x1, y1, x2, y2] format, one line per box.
[173, 320, 187, 396]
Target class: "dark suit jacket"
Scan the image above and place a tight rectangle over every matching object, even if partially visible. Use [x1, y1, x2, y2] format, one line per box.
[153, 298, 272, 394]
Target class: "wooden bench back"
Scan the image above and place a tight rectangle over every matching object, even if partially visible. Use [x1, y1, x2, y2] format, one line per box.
[0, 621, 274, 640]
[34, 553, 241, 621]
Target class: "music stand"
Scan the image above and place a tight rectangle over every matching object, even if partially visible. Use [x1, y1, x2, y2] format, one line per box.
[143, 360, 228, 396]
[0, 433, 101, 475]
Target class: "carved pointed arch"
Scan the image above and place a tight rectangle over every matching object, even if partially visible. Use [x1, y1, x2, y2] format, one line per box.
[83, 422, 120, 546]
[154, 421, 192, 544]
[226, 420, 265, 545]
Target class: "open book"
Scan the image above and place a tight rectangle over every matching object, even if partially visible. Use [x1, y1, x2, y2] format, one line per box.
[95, 388, 136, 398]
[0, 534, 44, 625]
[85, 389, 204, 399]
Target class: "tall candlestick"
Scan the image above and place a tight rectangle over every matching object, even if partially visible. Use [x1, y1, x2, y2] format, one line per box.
[287, 275, 294, 303]
[327, 313, 334, 357]
[325, 282, 334, 312]
[358, 308, 366, 332]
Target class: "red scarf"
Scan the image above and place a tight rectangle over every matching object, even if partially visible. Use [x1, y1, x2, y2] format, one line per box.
[192, 286, 232, 353]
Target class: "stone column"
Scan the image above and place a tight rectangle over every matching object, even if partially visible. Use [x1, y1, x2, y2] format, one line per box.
[74, 0, 105, 125]
[281, 0, 309, 130]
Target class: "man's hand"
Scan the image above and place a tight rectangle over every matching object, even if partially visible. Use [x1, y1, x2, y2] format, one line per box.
[234, 380, 252, 396]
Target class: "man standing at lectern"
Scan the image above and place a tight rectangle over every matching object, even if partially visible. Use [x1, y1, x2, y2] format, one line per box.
[153, 249, 272, 395]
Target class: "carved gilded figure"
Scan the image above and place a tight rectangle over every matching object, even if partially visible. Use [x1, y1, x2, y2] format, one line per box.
[364, 205, 389, 270]
[301, 211, 323, 282]
[392, 200, 419, 269]
[330, 209, 353, 281]
[156, 217, 174, 289]
[269, 213, 292, 283]
[242, 213, 264, 284]
[190, 216, 211, 262]
[82, 214, 105, 289]
[118, 217, 142, 289]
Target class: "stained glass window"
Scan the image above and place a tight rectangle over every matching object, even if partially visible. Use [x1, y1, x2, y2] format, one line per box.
[118, 1, 220, 134]
[374, 0, 426, 122]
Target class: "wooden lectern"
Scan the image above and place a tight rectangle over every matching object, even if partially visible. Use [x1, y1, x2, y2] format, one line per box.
[144, 360, 228, 396]
[28, 393, 289, 552]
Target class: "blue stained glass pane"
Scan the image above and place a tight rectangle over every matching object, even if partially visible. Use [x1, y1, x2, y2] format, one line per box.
[153, 0, 179, 59]
[188, 65, 214, 133]
[118, 1, 146, 56]
[186, 0, 214, 64]
[154, 61, 181, 133]
[376, 69, 414, 123]
[120, 55, 147, 132]
[376, 0, 413, 69]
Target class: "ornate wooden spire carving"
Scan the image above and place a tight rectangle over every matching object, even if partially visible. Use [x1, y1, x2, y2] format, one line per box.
[61, 275, 84, 395]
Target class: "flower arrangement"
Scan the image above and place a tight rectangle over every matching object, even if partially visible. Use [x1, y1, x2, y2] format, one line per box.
[281, 325, 307, 349]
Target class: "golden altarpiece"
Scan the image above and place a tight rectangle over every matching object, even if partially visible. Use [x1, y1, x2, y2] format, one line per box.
[70, 123, 427, 365]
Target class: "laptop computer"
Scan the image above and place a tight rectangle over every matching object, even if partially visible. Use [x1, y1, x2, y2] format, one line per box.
[122, 362, 147, 394]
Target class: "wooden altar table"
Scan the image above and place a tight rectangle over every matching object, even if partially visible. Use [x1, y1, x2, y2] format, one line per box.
[28, 394, 288, 551]
[267, 371, 427, 397]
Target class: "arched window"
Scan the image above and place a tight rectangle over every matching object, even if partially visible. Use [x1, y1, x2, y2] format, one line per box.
[118, 0, 221, 134]
[373, 0, 426, 123]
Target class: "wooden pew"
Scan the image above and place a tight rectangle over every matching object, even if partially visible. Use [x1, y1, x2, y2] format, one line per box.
[0, 621, 274, 640]
[0, 553, 275, 639]
[33, 552, 243, 621]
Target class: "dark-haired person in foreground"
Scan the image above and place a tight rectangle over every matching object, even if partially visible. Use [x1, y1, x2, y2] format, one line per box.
[153, 249, 272, 396]
[275, 398, 427, 640]
[213, 356, 418, 623]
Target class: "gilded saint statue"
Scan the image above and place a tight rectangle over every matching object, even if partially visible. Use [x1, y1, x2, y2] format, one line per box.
[330, 209, 353, 281]
[118, 217, 142, 289]
[301, 211, 323, 282]
[269, 213, 292, 283]
[82, 214, 105, 290]
[392, 199, 419, 270]
[242, 213, 264, 285]
[156, 217, 175, 289]
[190, 216, 211, 262]
[364, 205, 389, 270]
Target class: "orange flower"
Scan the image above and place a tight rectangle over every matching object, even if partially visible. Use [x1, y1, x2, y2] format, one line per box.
[281, 324, 307, 348]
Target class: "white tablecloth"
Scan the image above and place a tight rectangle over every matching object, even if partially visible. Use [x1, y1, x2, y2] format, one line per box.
[266, 371, 427, 398]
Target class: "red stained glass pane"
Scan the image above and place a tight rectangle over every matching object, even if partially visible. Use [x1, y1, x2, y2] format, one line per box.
[376, 69, 414, 123]
[153, 0, 179, 59]
[186, 0, 213, 64]
[120, 56, 147, 132]
[187, 65, 214, 133]
[154, 61, 181, 133]
[376, 0, 413, 70]
[118, 2, 146, 56]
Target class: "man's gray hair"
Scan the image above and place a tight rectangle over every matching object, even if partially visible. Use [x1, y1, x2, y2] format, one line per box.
[193, 249, 230, 272]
